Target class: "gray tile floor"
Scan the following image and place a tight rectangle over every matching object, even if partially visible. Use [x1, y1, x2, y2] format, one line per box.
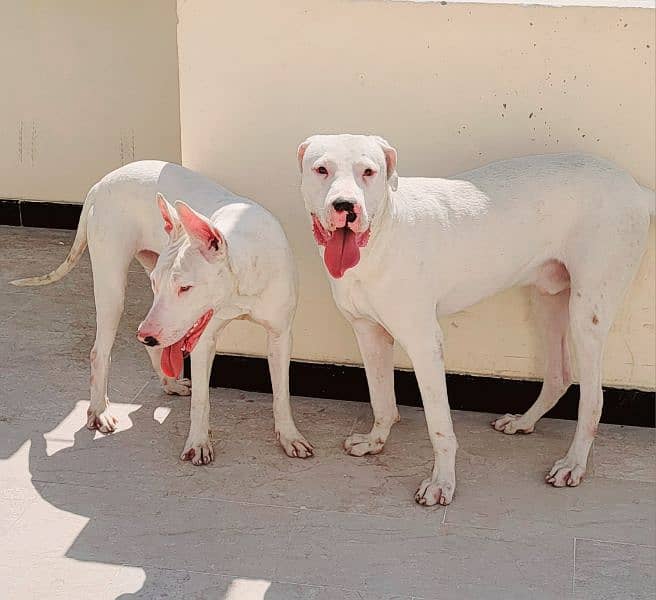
[1, 225, 654, 599]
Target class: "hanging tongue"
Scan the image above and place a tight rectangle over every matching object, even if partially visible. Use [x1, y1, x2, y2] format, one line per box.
[161, 339, 185, 378]
[324, 227, 360, 278]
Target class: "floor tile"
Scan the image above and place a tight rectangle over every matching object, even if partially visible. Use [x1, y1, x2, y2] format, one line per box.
[574, 538, 656, 600]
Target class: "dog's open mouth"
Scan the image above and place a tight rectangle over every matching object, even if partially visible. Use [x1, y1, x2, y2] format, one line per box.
[312, 215, 370, 279]
[161, 309, 214, 378]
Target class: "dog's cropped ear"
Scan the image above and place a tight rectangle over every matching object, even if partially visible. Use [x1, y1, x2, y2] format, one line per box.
[296, 137, 315, 173]
[156, 193, 179, 235]
[374, 136, 398, 191]
[175, 201, 227, 262]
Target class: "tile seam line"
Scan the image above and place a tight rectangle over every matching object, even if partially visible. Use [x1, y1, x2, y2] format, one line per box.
[129, 379, 152, 403]
[574, 536, 656, 549]
[572, 536, 577, 596]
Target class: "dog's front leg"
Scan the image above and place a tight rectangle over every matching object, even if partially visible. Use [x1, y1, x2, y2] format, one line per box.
[266, 327, 314, 458]
[401, 322, 457, 506]
[180, 318, 226, 466]
[344, 318, 399, 456]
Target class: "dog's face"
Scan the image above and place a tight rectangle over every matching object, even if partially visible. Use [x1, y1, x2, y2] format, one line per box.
[137, 195, 234, 379]
[297, 134, 398, 279]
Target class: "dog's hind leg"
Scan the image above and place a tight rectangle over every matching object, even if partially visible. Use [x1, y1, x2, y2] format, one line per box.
[86, 245, 133, 433]
[267, 325, 314, 458]
[546, 214, 649, 487]
[492, 287, 571, 434]
[546, 287, 611, 487]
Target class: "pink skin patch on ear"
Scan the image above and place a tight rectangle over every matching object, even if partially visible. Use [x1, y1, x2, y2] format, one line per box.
[177, 204, 223, 251]
[160, 309, 214, 378]
[311, 215, 370, 279]
[157, 195, 175, 234]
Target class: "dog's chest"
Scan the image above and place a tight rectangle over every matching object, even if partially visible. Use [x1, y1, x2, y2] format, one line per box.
[332, 277, 381, 321]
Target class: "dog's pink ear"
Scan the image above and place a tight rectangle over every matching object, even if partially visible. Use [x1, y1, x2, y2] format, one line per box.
[374, 137, 398, 191]
[157, 193, 177, 234]
[297, 137, 314, 173]
[175, 201, 226, 262]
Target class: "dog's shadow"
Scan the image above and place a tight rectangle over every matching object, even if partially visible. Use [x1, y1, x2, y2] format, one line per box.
[21, 381, 305, 599]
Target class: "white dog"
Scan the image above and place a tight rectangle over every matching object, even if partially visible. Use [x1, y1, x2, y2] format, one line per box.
[298, 134, 654, 506]
[12, 161, 312, 463]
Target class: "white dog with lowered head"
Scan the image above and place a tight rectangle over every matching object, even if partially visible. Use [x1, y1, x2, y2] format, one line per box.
[12, 161, 312, 463]
[298, 133, 654, 506]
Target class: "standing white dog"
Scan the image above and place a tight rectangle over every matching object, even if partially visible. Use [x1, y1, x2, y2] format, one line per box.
[298, 134, 653, 506]
[12, 161, 312, 462]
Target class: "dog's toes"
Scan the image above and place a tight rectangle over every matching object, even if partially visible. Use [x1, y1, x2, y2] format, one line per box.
[163, 377, 192, 396]
[546, 457, 585, 488]
[491, 414, 534, 435]
[278, 430, 314, 459]
[292, 440, 314, 458]
[344, 433, 385, 456]
[181, 437, 213, 465]
[86, 408, 118, 433]
[415, 477, 454, 507]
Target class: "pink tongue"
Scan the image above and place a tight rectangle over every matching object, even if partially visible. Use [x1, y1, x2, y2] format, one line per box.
[161, 339, 184, 378]
[324, 227, 360, 278]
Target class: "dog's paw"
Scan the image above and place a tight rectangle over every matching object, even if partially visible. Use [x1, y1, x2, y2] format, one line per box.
[546, 456, 586, 487]
[344, 432, 385, 456]
[277, 428, 314, 458]
[491, 414, 535, 435]
[86, 406, 118, 433]
[415, 475, 455, 506]
[181, 435, 214, 465]
[163, 377, 192, 396]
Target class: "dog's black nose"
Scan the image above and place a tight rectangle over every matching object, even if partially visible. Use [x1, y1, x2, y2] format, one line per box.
[141, 335, 159, 347]
[332, 200, 354, 213]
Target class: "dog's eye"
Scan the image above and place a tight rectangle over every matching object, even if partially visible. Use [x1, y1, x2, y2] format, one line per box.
[363, 168, 375, 177]
[179, 285, 192, 294]
[315, 166, 328, 175]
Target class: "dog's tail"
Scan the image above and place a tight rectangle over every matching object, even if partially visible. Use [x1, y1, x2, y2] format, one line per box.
[640, 184, 655, 218]
[10, 186, 95, 287]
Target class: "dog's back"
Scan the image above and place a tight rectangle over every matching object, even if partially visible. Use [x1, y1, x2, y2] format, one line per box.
[454, 152, 652, 220]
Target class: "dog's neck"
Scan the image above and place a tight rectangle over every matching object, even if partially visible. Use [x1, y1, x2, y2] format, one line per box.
[364, 183, 394, 241]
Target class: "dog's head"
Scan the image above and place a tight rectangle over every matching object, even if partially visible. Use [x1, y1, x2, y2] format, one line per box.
[136, 194, 235, 378]
[297, 134, 398, 279]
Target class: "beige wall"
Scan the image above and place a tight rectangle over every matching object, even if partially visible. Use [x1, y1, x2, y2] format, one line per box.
[3, 1, 651, 390]
[0, 0, 181, 204]
[177, 0, 655, 390]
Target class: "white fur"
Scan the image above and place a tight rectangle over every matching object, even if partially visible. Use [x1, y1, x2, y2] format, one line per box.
[299, 134, 654, 506]
[12, 161, 312, 462]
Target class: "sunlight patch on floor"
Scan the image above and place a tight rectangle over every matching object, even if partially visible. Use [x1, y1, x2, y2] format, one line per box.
[223, 578, 272, 600]
[43, 401, 143, 456]
[153, 405, 172, 424]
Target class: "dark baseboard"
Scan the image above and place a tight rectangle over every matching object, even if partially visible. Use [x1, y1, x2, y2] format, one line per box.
[194, 355, 655, 428]
[0, 199, 82, 229]
[6, 201, 653, 427]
